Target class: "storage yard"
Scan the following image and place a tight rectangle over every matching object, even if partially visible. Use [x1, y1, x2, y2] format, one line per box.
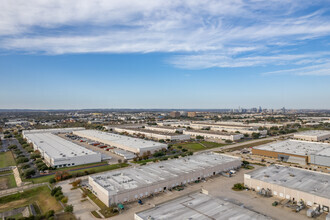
[23, 129, 102, 168]
[252, 140, 330, 166]
[73, 129, 167, 154]
[134, 191, 270, 220]
[88, 152, 241, 206]
[244, 165, 330, 212]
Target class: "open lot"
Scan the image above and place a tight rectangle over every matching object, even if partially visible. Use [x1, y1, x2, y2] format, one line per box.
[0, 185, 62, 214]
[174, 141, 227, 152]
[0, 151, 16, 168]
[0, 173, 17, 190]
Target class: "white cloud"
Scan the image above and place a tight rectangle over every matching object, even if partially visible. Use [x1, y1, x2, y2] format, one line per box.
[1, 0, 330, 72]
[169, 52, 330, 69]
[264, 63, 330, 76]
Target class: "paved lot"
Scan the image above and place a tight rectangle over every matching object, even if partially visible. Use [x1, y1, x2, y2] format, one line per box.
[59, 179, 98, 220]
[110, 166, 317, 220]
[58, 134, 124, 164]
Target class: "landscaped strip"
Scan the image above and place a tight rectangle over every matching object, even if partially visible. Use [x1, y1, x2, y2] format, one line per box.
[29, 163, 129, 184]
[0, 185, 62, 213]
[0, 151, 16, 168]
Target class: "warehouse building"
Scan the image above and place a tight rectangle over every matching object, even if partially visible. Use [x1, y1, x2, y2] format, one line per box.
[144, 125, 185, 133]
[294, 130, 330, 142]
[183, 130, 244, 141]
[88, 153, 241, 206]
[23, 130, 101, 168]
[190, 122, 267, 135]
[244, 165, 330, 212]
[252, 140, 330, 166]
[113, 127, 190, 141]
[135, 191, 270, 220]
[23, 127, 85, 135]
[73, 129, 167, 154]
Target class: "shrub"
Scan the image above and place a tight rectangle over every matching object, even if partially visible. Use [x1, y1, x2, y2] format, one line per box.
[64, 205, 74, 213]
[232, 183, 245, 191]
[31, 153, 41, 159]
[153, 151, 165, 157]
[17, 157, 29, 164]
[49, 178, 56, 184]
[8, 145, 17, 150]
[61, 196, 68, 204]
[21, 164, 30, 169]
[51, 186, 62, 196]
[23, 168, 36, 178]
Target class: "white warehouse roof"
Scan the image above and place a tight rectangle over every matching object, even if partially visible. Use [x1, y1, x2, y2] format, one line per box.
[23, 127, 85, 134]
[254, 140, 330, 156]
[90, 153, 240, 197]
[24, 132, 99, 159]
[246, 165, 330, 199]
[73, 129, 167, 153]
[135, 192, 270, 220]
[294, 130, 330, 137]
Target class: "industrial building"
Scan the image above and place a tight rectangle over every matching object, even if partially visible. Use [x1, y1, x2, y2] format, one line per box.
[144, 125, 185, 134]
[73, 129, 167, 154]
[183, 130, 244, 141]
[113, 127, 190, 141]
[244, 165, 330, 212]
[294, 130, 330, 142]
[23, 129, 101, 168]
[88, 153, 241, 206]
[252, 140, 330, 166]
[135, 191, 270, 220]
[23, 127, 86, 134]
[190, 122, 267, 135]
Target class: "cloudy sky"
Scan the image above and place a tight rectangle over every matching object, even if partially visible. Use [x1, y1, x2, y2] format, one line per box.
[1, 0, 330, 109]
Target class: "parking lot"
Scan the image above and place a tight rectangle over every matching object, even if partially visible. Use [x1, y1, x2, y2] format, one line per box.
[58, 133, 127, 164]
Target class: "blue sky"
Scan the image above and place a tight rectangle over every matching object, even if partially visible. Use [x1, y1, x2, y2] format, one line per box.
[1, 0, 330, 109]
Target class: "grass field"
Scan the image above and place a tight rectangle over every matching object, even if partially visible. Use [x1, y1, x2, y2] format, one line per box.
[55, 212, 77, 220]
[0, 174, 17, 190]
[222, 139, 275, 152]
[200, 141, 227, 149]
[29, 163, 129, 184]
[174, 141, 227, 152]
[0, 151, 16, 168]
[0, 185, 62, 213]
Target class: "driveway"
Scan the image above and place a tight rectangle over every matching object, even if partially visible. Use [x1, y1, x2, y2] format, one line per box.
[58, 180, 98, 220]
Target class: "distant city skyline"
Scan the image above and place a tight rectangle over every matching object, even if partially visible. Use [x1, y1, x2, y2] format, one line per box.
[1, 1, 330, 109]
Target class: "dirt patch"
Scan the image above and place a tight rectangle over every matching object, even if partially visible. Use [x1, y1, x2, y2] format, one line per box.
[0, 199, 28, 212]
[0, 177, 8, 190]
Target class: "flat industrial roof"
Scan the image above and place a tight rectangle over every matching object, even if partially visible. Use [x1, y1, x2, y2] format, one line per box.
[90, 153, 239, 196]
[23, 127, 85, 134]
[254, 140, 330, 156]
[184, 129, 239, 136]
[294, 130, 330, 137]
[192, 122, 256, 129]
[136, 192, 270, 220]
[247, 165, 330, 199]
[118, 127, 184, 136]
[74, 130, 167, 150]
[25, 132, 98, 159]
